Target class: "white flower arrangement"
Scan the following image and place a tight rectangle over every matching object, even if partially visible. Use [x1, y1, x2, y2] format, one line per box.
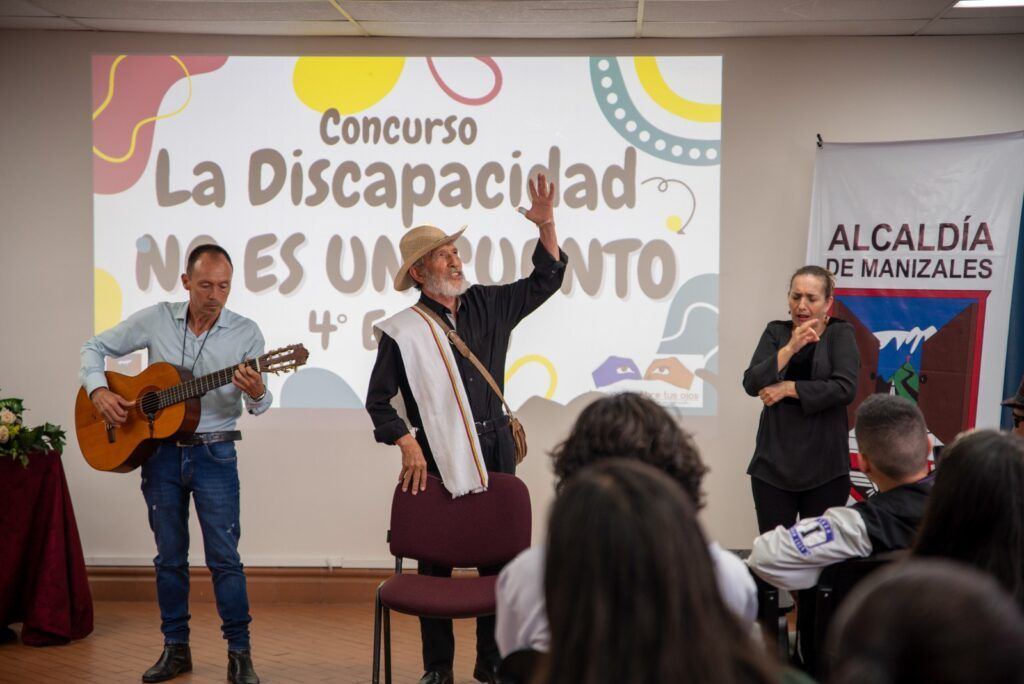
[0, 392, 65, 467]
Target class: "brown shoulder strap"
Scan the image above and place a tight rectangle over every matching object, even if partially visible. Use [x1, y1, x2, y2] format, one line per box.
[413, 304, 515, 417]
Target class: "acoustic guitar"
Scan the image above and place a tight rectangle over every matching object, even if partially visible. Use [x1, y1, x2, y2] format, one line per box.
[75, 344, 309, 472]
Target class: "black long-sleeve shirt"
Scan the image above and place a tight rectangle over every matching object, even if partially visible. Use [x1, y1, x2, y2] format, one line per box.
[366, 242, 567, 475]
[743, 318, 860, 490]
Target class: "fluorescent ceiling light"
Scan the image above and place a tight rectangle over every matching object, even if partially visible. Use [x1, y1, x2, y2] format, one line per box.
[954, 0, 1024, 7]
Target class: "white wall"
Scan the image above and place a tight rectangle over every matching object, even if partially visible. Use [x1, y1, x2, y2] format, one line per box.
[1, 31, 1022, 567]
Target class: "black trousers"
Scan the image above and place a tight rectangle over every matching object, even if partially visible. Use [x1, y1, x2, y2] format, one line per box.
[751, 474, 850, 674]
[750, 474, 851, 534]
[419, 425, 515, 671]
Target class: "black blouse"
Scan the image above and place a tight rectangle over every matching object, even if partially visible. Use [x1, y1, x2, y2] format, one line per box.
[742, 318, 860, 490]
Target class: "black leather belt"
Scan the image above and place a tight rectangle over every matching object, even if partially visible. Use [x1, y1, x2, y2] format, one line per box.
[174, 431, 242, 447]
[474, 414, 510, 436]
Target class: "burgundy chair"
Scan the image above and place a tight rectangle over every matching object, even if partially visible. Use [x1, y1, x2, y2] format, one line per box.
[371, 473, 532, 684]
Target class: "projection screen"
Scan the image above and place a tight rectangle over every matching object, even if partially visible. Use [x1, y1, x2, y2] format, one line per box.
[91, 55, 722, 415]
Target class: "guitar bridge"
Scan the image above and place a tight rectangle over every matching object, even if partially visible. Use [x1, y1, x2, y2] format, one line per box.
[105, 423, 116, 444]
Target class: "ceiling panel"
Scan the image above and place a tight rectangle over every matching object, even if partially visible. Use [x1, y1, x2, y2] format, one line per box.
[73, 17, 363, 35]
[345, 0, 636, 23]
[946, 4, 1024, 17]
[28, 0, 342, 21]
[0, 16, 87, 29]
[643, 19, 930, 38]
[359, 19, 637, 38]
[923, 15, 1024, 33]
[644, 0, 955, 22]
[0, 0, 54, 17]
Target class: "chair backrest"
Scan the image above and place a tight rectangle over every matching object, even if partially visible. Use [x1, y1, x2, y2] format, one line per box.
[388, 473, 531, 568]
[805, 549, 907, 677]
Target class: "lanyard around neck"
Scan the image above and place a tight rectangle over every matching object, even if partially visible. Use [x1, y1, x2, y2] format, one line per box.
[181, 310, 217, 374]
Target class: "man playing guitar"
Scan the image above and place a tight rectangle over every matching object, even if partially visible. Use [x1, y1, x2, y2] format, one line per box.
[79, 244, 267, 684]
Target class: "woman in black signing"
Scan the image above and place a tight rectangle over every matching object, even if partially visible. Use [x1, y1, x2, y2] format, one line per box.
[743, 266, 860, 533]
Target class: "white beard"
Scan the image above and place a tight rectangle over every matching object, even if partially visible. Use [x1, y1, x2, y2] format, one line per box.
[423, 270, 471, 298]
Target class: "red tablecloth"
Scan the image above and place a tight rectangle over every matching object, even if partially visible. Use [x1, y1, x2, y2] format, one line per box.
[0, 450, 93, 646]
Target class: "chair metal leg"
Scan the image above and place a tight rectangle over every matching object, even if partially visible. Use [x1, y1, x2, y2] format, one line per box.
[778, 615, 791, 662]
[372, 590, 383, 684]
[383, 606, 393, 684]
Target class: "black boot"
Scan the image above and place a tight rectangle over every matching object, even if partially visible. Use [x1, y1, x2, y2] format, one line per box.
[227, 650, 261, 684]
[141, 644, 192, 682]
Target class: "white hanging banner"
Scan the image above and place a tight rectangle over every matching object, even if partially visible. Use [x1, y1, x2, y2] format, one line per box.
[807, 131, 1024, 448]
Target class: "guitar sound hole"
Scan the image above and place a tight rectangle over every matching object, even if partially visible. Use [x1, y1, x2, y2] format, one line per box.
[139, 392, 160, 417]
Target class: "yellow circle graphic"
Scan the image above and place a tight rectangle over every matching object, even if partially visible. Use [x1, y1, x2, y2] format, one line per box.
[94, 268, 123, 334]
[666, 215, 684, 233]
[634, 57, 721, 123]
[505, 355, 558, 400]
[293, 57, 405, 114]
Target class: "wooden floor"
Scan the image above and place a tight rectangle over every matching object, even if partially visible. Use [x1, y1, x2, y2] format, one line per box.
[0, 602, 483, 684]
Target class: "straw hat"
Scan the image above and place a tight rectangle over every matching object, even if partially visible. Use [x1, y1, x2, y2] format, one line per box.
[394, 224, 466, 291]
[1002, 374, 1024, 409]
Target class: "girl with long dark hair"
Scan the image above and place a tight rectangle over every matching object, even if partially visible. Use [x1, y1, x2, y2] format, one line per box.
[541, 460, 777, 684]
[913, 429, 1024, 607]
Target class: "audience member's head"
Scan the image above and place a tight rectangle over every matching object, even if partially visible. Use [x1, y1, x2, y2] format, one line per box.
[542, 460, 775, 684]
[912, 429, 1024, 607]
[827, 559, 1024, 684]
[853, 394, 931, 486]
[550, 392, 707, 506]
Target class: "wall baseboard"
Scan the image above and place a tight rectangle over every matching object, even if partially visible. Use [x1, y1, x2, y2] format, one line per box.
[88, 566, 394, 603]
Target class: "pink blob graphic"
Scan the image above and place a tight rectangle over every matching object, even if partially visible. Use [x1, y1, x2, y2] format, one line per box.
[92, 55, 228, 195]
[426, 57, 503, 106]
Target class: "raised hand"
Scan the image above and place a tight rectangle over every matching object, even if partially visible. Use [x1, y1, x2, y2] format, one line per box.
[522, 172, 555, 227]
[786, 319, 821, 355]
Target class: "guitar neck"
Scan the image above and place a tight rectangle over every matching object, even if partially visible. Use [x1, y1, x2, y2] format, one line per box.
[155, 358, 259, 410]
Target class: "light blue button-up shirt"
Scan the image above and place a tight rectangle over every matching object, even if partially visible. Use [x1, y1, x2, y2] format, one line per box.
[80, 302, 272, 433]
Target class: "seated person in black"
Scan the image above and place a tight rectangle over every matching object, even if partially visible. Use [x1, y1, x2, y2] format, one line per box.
[748, 394, 933, 590]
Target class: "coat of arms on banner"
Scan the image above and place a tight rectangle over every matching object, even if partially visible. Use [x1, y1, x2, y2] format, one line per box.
[837, 288, 989, 501]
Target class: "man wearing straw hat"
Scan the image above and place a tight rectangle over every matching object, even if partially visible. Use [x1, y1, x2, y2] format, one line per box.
[1003, 374, 1024, 438]
[366, 173, 566, 684]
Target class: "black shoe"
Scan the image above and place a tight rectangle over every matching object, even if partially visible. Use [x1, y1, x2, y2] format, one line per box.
[141, 644, 192, 682]
[227, 650, 261, 684]
[473, 657, 501, 684]
[417, 670, 454, 684]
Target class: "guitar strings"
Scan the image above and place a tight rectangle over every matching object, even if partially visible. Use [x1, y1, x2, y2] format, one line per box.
[140, 347, 302, 418]
[154, 359, 260, 411]
[148, 328, 295, 414]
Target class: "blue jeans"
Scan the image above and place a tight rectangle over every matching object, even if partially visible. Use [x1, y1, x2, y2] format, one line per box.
[141, 441, 251, 651]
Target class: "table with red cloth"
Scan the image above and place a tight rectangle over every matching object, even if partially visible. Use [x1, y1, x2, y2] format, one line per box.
[0, 450, 93, 646]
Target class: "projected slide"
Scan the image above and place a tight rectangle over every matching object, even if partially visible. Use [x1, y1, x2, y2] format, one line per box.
[91, 55, 721, 413]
